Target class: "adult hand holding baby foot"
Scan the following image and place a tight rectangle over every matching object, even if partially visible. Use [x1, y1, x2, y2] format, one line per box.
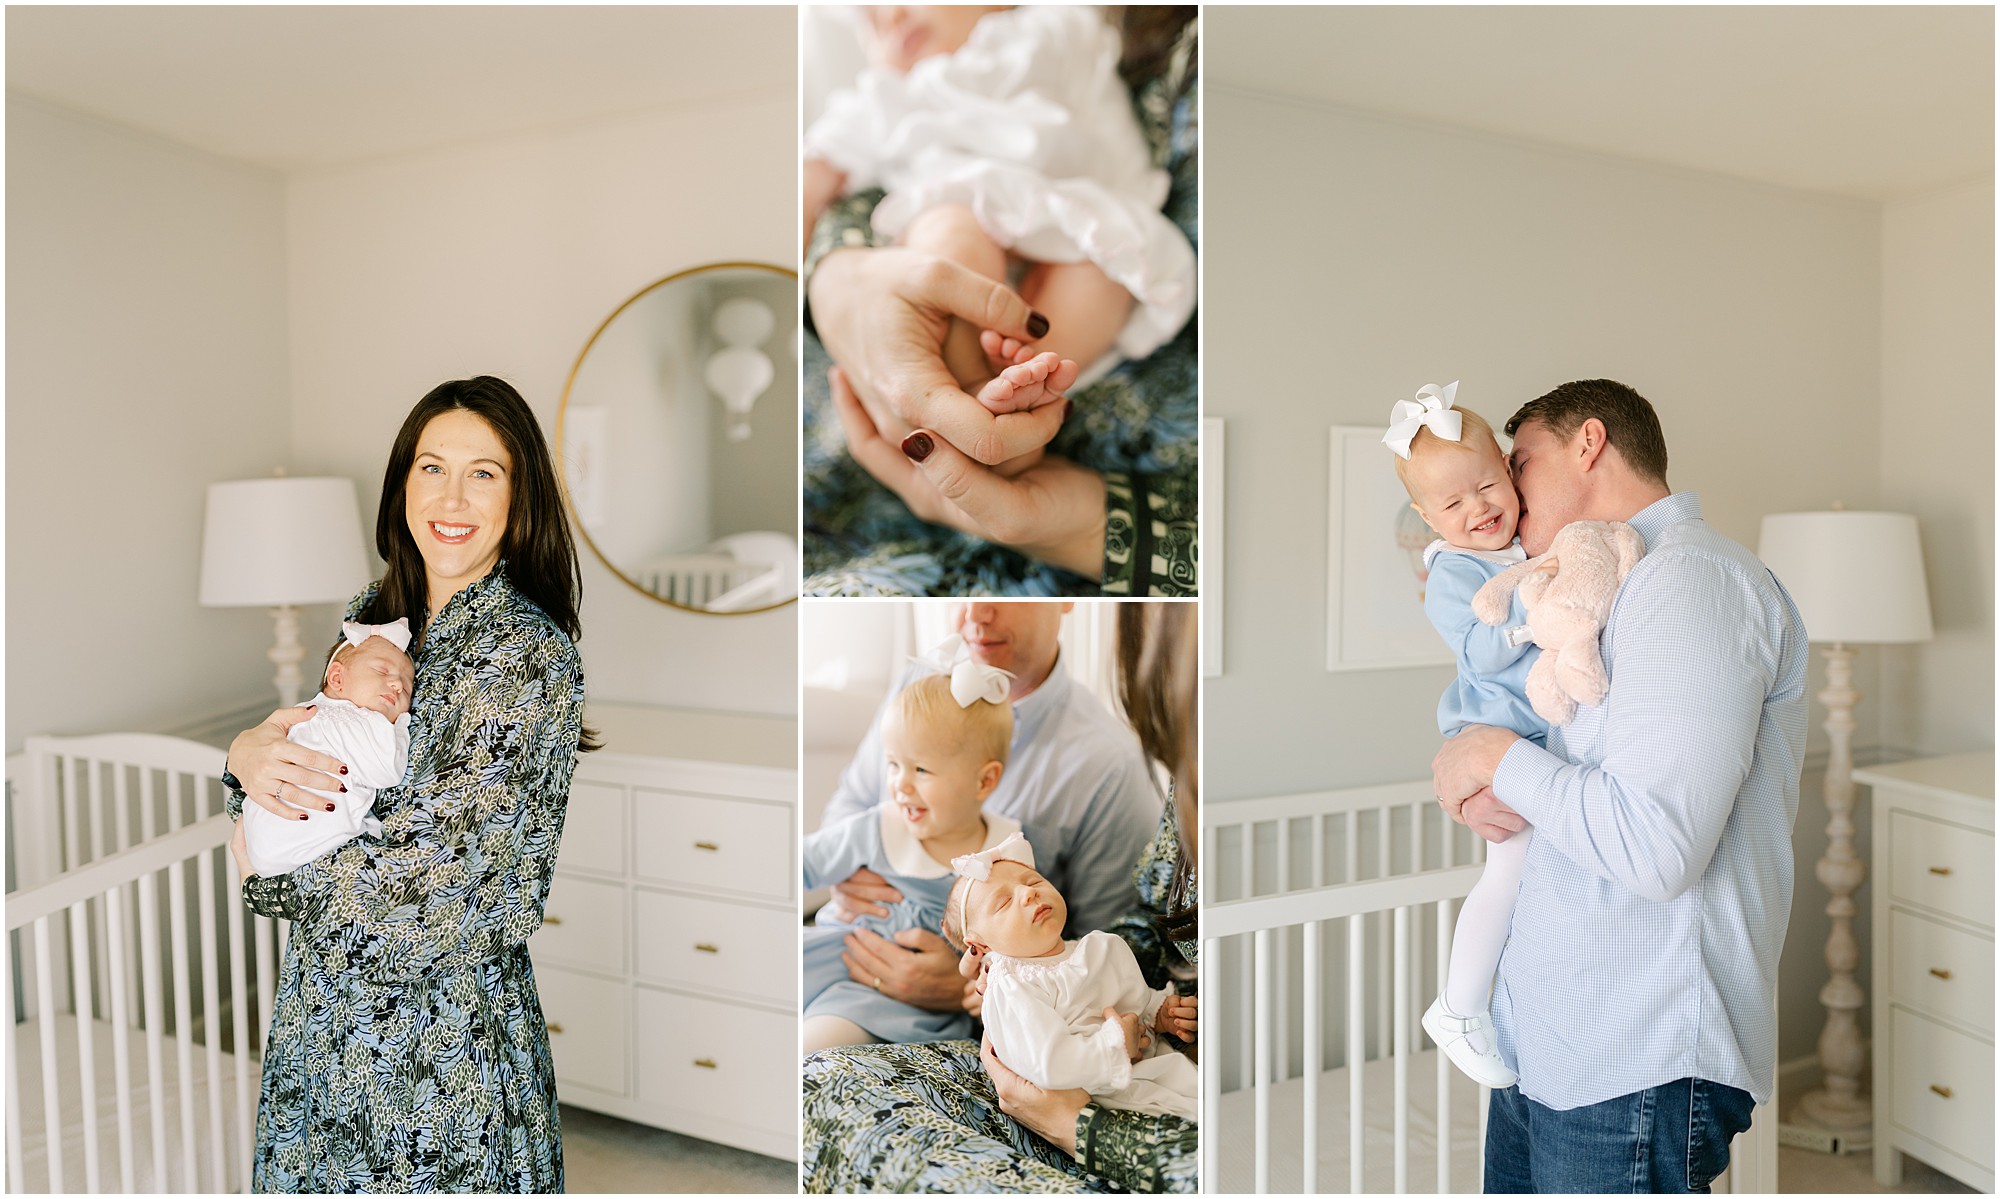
[832, 366, 1110, 579]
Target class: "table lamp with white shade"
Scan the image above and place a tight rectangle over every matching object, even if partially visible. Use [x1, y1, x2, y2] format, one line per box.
[1758, 508, 1934, 1146]
[199, 475, 372, 707]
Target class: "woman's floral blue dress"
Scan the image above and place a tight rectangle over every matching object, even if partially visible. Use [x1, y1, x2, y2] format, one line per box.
[228, 567, 583, 1192]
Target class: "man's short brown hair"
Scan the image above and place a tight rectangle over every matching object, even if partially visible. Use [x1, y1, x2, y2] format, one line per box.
[1506, 379, 1669, 487]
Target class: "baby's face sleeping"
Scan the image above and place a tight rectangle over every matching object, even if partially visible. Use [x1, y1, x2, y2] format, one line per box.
[858, 6, 1012, 74]
[962, 859, 1066, 959]
[881, 705, 999, 844]
[324, 636, 414, 721]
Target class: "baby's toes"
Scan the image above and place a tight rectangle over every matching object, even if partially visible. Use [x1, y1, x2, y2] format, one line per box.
[1046, 357, 1081, 394]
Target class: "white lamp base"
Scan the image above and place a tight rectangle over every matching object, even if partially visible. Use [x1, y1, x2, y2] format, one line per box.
[268, 604, 308, 708]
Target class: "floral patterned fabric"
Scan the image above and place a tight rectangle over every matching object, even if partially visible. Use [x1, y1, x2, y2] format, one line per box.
[228, 567, 584, 1193]
[801, 795, 1198, 1193]
[802, 19, 1198, 597]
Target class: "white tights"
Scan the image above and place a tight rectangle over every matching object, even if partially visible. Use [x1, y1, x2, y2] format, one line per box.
[1444, 827, 1532, 1018]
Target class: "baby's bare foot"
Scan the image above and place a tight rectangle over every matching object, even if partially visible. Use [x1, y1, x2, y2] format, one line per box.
[978, 329, 1038, 376]
[976, 351, 1079, 415]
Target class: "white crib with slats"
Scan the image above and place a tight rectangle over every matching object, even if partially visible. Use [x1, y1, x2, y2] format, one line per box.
[1202, 779, 1775, 1194]
[7, 733, 283, 1194]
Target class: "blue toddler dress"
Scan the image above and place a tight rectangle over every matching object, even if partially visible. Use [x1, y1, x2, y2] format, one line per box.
[803, 804, 1023, 1043]
[1423, 540, 1550, 744]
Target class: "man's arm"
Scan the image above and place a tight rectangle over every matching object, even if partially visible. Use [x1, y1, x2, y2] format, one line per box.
[1058, 754, 1164, 935]
[1491, 551, 1782, 902]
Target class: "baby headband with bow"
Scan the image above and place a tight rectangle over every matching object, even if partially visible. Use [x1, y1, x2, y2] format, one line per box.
[1382, 381, 1463, 460]
[914, 633, 1015, 708]
[341, 617, 413, 655]
[949, 830, 1036, 944]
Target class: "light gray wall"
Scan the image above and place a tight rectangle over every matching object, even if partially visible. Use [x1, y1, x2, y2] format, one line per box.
[1202, 88, 1930, 1069]
[6, 98, 295, 752]
[283, 94, 799, 717]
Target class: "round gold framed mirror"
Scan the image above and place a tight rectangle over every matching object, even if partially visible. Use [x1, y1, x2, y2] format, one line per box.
[558, 261, 797, 614]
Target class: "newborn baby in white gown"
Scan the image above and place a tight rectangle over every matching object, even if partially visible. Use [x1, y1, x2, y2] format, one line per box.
[944, 833, 1198, 1121]
[805, 5, 1197, 476]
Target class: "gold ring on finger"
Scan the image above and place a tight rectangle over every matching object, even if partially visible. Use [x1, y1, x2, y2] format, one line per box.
[873, 975, 884, 992]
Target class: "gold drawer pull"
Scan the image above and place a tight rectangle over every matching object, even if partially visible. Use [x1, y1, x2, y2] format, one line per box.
[695, 942, 720, 954]
[548, 1023, 565, 1035]
[694, 1058, 718, 1070]
[1929, 866, 1952, 876]
[694, 841, 720, 852]
[1930, 967, 1952, 980]
[1931, 1084, 1953, 1099]
[543, 916, 563, 926]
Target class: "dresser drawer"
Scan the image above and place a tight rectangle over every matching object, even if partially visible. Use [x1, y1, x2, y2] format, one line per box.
[537, 965, 629, 1097]
[632, 890, 794, 1003]
[536, 876, 626, 974]
[1888, 812, 1994, 926]
[633, 789, 792, 900]
[559, 778, 629, 876]
[1890, 908, 1995, 1035]
[1889, 1007, 1994, 1170]
[633, 987, 794, 1138]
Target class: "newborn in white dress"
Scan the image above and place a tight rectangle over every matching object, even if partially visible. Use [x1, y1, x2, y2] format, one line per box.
[945, 833, 1198, 1121]
[242, 620, 413, 878]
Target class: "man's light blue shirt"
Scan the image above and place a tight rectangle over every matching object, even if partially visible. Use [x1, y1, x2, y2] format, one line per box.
[1490, 493, 1809, 1110]
[821, 658, 1161, 935]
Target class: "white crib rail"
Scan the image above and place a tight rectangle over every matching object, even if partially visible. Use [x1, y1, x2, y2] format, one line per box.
[1204, 781, 1485, 1195]
[632, 553, 771, 608]
[7, 734, 282, 1195]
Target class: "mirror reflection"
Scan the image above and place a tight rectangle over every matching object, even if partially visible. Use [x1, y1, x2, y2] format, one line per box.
[560, 262, 798, 614]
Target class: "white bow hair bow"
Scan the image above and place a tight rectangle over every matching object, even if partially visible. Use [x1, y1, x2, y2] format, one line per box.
[914, 634, 1016, 708]
[949, 830, 1037, 882]
[342, 617, 413, 654]
[1382, 381, 1464, 460]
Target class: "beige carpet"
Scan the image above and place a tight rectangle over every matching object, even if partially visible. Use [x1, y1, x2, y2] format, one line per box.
[561, 1105, 796, 1194]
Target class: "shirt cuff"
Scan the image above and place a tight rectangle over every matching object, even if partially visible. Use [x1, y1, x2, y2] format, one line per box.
[1492, 737, 1565, 827]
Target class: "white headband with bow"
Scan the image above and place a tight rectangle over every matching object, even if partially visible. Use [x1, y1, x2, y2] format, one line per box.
[950, 831, 1037, 945]
[341, 617, 413, 655]
[1382, 381, 1463, 460]
[915, 633, 1015, 708]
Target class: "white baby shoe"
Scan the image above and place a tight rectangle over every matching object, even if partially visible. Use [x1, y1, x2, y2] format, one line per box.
[1422, 995, 1517, 1089]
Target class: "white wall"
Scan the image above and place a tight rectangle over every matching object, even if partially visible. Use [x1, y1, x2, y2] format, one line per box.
[282, 94, 799, 717]
[1877, 181, 1994, 757]
[1205, 89, 1884, 799]
[5, 98, 295, 752]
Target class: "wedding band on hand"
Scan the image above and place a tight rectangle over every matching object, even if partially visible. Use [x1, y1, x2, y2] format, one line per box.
[873, 976, 884, 993]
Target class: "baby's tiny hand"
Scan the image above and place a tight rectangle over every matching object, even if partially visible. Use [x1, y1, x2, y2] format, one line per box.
[1106, 1006, 1149, 1063]
[1155, 991, 1198, 1042]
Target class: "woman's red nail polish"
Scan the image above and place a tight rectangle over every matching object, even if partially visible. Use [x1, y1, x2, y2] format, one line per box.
[340, 785, 348, 793]
[298, 814, 309, 821]
[325, 804, 337, 812]
[1027, 311, 1050, 338]
[340, 766, 348, 775]
[902, 431, 935, 462]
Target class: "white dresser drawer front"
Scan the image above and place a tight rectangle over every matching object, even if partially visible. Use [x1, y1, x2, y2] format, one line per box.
[633, 789, 792, 900]
[537, 965, 629, 1098]
[1889, 812, 1995, 926]
[633, 988, 794, 1137]
[536, 877, 627, 975]
[633, 891, 794, 1003]
[1890, 1008, 1994, 1170]
[1890, 909, 1995, 1035]
[560, 779, 629, 876]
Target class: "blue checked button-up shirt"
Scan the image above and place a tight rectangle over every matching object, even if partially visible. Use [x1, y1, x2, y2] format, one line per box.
[1489, 492, 1809, 1110]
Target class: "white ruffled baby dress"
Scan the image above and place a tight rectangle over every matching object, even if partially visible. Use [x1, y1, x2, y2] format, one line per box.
[805, 5, 1196, 363]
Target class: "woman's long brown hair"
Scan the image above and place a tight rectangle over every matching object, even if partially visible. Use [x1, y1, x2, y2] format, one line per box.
[1117, 603, 1198, 943]
[356, 375, 598, 750]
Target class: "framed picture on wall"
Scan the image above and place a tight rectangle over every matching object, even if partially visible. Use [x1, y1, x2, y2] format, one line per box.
[1325, 426, 1453, 671]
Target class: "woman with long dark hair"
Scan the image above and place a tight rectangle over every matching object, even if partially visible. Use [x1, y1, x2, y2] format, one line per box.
[222, 376, 589, 1191]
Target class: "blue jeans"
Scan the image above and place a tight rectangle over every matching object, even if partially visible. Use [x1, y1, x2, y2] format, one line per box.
[1484, 1077, 1756, 1193]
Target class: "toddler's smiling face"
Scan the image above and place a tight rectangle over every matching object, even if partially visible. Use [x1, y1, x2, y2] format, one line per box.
[1406, 442, 1522, 553]
[881, 705, 999, 844]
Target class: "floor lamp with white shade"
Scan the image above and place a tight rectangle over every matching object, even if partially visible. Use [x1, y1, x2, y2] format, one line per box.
[1758, 509, 1934, 1148]
[200, 475, 372, 707]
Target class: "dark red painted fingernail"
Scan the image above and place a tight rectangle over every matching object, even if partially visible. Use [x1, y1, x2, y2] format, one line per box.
[1027, 311, 1050, 338]
[901, 431, 935, 462]
[339, 784, 348, 793]
[325, 803, 337, 812]
[298, 814, 309, 821]
[340, 766, 348, 775]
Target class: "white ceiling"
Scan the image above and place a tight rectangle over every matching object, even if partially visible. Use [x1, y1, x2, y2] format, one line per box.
[1206, 6, 1993, 203]
[6, 5, 797, 174]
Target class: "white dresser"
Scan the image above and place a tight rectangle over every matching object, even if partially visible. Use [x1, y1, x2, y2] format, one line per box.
[1861, 751, 1994, 1192]
[532, 702, 798, 1161]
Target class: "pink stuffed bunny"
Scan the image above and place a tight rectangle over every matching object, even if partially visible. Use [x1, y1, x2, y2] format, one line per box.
[1470, 520, 1645, 725]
